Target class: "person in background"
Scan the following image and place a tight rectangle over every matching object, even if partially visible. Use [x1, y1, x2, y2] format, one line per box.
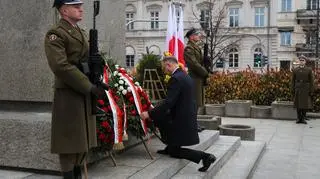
[292, 55, 314, 124]
[184, 28, 209, 132]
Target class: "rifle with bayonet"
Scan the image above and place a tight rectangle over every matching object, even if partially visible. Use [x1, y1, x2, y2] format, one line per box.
[88, 0, 109, 115]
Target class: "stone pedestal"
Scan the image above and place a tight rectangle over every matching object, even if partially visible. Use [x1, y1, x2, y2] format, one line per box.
[205, 104, 225, 116]
[271, 101, 297, 120]
[197, 115, 221, 130]
[250, 105, 271, 119]
[219, 124, 255, 141]
[0, 111, 149, 171]
[225, 100, 252, 117]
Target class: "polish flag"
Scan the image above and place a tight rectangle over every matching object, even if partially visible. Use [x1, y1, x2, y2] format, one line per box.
[165, 3, 185, 66]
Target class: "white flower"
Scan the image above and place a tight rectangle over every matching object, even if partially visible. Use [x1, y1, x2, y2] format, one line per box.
[113, 71, 118, 76]
[119, 80, 124, 85]
[118, 86, 124, 91]
[135, 82, 140, 86]
[114, 83, 119, 87]
[127, 87, 132, 92]
[122, 89, 127, 95]
[115, 65, 119, 69]
[118, 73, 121, 76]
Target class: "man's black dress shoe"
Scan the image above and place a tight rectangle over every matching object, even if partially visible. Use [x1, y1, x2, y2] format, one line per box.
[198, 154, 216, 172]
[296, 120, 307, 124]
[157, 146, 168, 155]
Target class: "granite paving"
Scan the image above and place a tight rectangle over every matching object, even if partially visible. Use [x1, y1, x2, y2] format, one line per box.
[1, 116, 320, 179]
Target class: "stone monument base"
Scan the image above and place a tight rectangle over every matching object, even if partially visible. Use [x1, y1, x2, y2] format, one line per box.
[0, 111, 146, 172]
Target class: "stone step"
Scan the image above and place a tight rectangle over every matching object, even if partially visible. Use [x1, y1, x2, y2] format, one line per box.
[171, 136, 241, 179]
[213, 141, 266, 179]
[87, 130, 220, 179]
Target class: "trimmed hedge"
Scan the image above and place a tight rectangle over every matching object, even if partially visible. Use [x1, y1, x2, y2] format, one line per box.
[205, 69, 320, 112]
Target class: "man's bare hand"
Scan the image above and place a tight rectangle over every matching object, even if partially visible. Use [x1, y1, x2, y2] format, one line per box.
[140, 111, 150, 120]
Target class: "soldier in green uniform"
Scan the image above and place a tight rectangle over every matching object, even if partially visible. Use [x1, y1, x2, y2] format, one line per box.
[44, 0, 105, 178]
[292, 55, 314, 124]
[184, 28, 209, 132]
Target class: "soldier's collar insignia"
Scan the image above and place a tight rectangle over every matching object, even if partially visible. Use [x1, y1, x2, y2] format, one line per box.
[49, 34, 57, 41]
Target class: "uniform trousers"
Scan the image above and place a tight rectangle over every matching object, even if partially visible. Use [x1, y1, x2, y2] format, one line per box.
[59, 153, 86, 172]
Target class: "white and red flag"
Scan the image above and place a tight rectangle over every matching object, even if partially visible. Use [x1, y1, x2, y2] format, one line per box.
[165, 3, 185, 66]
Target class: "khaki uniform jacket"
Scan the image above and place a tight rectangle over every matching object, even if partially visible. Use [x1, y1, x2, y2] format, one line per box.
[44, 19, 97, 154]
[292, 66, 314, 109]
[184, 40, 208, 107]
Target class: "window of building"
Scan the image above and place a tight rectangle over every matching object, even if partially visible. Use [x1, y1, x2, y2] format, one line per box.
[126, 55, 135, 67]
[126, 46, 135, 68]
[280, 61, 290, 71]
[307, 0, 317, 10]
[228, 48, 239, 68]
[280, 32, 292, 46]
[253, 48, 263, 67]
[254, 7, 265, 27]
[281, 0, 292, 12]
[229, 8, 239, 27]
[306, 31, 317, 45]
[216, 58, 224, 68]
[126, 13, 134, 30]
[200, 10, 210, 29]
[150, 11, 159, 29]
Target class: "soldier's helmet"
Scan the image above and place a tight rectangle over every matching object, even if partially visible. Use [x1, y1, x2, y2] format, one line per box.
[185, 28, 200, 38]
[298, 55, 307, 61]
[53, 0, 83, 9]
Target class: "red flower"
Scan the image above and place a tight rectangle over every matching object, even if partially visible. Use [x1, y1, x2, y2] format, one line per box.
[98, 100, 104, 105]
[101, 121, 109, 128]
[102, 106, 109, 112]
[98, 133, 106, 140]
[142, 104, 148, 111]
[130, 110, 137, 116]
[129, 96, 134, 103]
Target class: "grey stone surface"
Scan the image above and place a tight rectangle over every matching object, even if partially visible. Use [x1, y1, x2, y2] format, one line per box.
[0, 111, 60, 171]
[172, 136, 241, 179]
[197, 116, 221, 130]
[214, 141, 266, 179]
[2, 116, 320, 178]
[250, 105, 271, 119]
[205, 104, 225, 116]
[128, 130, 219, 179]
[225, 100, 252, 117]
[0, 0, 125, 102]
[219, 124, 255, 141]
[0, 111, 150, 171]
[271, 101, 297, 120]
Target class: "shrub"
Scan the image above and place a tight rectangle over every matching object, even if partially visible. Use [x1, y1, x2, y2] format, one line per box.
[206, 68, 320, 112]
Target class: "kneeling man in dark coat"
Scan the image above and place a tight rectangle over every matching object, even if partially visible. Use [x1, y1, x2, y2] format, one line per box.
[140, 56, 216, 172]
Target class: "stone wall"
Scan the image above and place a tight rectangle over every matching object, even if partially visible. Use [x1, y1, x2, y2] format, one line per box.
[0, 0, 125, 104]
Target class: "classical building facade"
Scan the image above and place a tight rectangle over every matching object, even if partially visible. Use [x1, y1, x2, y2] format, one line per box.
[125, 0, 307, 71]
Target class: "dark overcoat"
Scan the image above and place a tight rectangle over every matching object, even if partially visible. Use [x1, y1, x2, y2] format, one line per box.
[292, 66, 314, 109]
[44, 19, 97, 153]
[149, 68, 199, 146]
[184, 40, 208, 107]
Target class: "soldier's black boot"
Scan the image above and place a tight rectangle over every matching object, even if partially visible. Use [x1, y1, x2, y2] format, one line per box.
[63, 171, 74, 179]
[296, 110, 302, 124]
[73, 166, 82, 179]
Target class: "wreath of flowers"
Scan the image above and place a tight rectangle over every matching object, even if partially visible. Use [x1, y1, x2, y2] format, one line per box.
[95, 58, 155, 151]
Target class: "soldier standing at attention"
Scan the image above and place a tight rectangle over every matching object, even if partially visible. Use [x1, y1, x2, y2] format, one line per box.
[44, 0, 105, 178]
[184, 28, 209, 132]
[292, 55, 314, 124]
